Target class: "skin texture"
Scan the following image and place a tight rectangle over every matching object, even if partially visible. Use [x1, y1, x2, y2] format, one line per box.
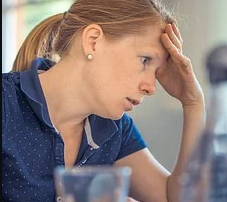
[38, 22, 205, 202]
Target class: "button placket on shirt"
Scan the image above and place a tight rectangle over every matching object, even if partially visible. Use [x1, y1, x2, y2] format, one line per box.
[76, 145, 100, 168]
[56, 196, 62, 202]
[52, 129, 65, 167]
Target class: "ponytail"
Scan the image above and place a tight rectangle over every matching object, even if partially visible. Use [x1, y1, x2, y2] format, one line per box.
[12, 0, 177, 72]
[11, 13, 64, 72]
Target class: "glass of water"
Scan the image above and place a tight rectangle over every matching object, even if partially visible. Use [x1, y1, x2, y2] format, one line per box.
[54, 166, 132, 202]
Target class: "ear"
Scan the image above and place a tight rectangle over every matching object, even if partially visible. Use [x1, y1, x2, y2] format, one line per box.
[82, 24, 104, 57]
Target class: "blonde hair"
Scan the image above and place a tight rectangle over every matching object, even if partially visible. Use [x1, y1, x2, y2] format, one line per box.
[12, 0, 176, 72]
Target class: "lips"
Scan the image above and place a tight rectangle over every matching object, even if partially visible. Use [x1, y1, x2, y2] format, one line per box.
[126, 97, 140, 106]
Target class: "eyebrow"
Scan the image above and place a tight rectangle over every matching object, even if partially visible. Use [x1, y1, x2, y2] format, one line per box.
[145, 48, 161, 61]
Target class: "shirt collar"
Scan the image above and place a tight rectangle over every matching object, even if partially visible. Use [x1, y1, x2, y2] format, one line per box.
[20, 58, 54, 129]
[86, 115, 118, 148]
[20, 58, 119, 147]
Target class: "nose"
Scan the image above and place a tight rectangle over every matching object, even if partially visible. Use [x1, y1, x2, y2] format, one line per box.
[139, 75, 156, 96]
[140, 83, 156, 95]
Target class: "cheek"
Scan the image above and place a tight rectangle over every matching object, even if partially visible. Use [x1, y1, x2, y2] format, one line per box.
[112, 59, 139, 81]
[97, 54, 140, 91]
[118, 75, 140, 95]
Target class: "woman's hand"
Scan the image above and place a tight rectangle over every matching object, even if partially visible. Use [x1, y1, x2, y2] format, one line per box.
[156, 23, 204, 108]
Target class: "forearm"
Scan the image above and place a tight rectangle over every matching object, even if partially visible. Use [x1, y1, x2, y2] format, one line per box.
[167, 101, 206, 202]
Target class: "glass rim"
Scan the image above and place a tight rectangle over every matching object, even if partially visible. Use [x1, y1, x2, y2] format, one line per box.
[54, 165, 132, 176]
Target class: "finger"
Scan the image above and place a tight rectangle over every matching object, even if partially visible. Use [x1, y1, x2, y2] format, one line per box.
[172, 23, 183, 44]
[161, 33, 179, 58]
[161, 33, 191, 69]
[165, 24, 182, 51]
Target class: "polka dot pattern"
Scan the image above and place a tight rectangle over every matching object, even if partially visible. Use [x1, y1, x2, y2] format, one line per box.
[2, 58, 146, 202]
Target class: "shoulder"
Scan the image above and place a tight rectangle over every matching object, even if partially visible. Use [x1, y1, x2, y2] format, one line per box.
[2, 72, 21, 100]
[2, 72, 21, 114]
[2, 72, 20, 90]
[114, 114, 147, 160]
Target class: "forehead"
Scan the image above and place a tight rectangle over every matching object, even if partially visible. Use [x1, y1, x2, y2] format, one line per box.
[105, 24, 168, 61]
[133, 25, 166, 52]
[120, 25, 168, 65]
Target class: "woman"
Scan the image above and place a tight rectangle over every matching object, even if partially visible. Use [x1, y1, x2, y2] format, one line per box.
[2, 0, 205, 201]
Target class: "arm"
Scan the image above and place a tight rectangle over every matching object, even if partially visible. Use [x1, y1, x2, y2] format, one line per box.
[167, 102, 205, 202]
[115, 148, 170, 202]
[157, 23, 205, 202]
[116, 103, 205, 202]
[115, 23, 205, 202]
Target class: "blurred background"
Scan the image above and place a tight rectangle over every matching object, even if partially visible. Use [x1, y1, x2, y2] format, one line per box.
[2, 0, 227, 170]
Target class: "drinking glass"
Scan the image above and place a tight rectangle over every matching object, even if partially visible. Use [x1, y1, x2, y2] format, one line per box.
[54, 166, 132, 202]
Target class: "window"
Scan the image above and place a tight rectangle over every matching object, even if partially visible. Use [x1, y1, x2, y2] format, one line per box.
[2, 0, 73, 72]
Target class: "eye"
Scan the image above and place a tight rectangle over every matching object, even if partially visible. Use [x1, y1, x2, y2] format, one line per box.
[141, 56, 151, 69]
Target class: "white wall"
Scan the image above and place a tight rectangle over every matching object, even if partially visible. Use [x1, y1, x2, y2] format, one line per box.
[129, 0, 227, 170]
[2, 0, 17, 73]
[2, 0, 227, 170]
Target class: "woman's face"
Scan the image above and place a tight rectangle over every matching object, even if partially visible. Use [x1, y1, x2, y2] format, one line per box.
[86, 25, 168, 120]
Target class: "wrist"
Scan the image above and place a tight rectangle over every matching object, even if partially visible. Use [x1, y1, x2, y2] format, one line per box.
[181, 91, 205, 111]
[183, 102, 206, 127]
[182, 99, 205, 114]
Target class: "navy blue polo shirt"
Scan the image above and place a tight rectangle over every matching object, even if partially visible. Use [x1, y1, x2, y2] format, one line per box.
[2, 58, 146, 202]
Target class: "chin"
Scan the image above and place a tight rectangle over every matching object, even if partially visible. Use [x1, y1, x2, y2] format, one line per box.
[109, 110, 125, 120]
[100, 110, 125, 120]
[110, 114, 124, 120]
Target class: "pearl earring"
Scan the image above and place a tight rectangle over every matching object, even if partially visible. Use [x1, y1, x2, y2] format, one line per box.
[87, 53, 93, 60]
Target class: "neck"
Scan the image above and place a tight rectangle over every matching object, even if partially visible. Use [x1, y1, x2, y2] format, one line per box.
[38, 58, 92, 130]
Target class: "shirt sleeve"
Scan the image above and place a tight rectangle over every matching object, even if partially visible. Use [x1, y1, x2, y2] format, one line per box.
[2, 77, 7, 134]
[2, 73, 15, 134]
[116, 113, 147, 161]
